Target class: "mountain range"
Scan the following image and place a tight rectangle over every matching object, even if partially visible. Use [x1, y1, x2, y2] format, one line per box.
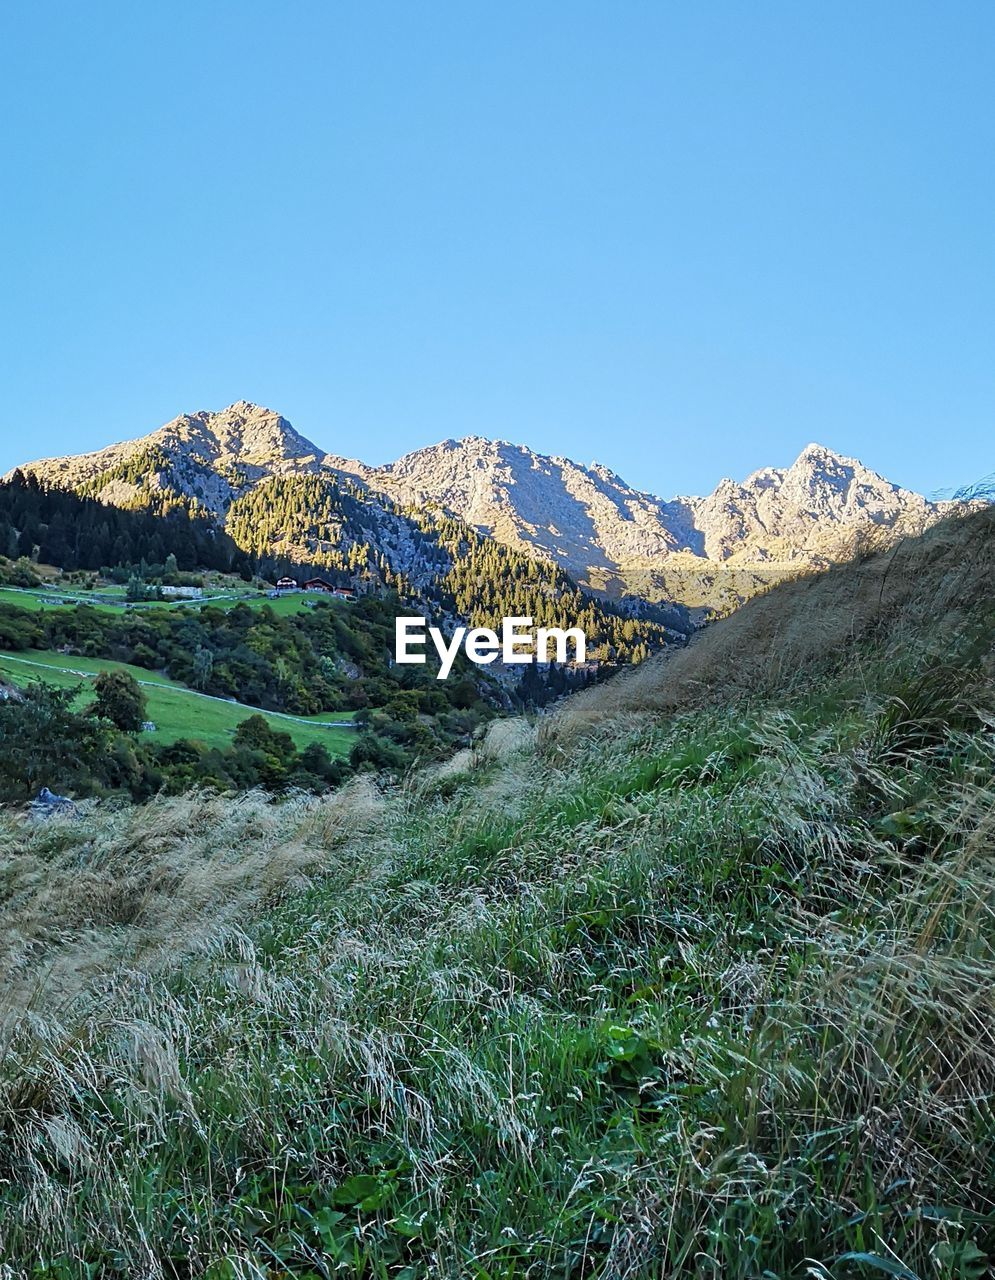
[9, 401, 964, 607]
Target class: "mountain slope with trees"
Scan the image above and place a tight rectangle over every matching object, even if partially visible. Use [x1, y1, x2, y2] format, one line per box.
[10, 401, 970, 606]
[0, 465, 688, 662]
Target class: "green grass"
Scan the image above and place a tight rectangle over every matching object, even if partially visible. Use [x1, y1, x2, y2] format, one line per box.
[3, 634, 994, 1277]
[0, 586, 94, 612]
[232, 591, 354, 616]
[0, 585, 184, 613]
[1, 510, 994, 1278]
[0, 584, 348, 617]
[0, 648, 356, 755]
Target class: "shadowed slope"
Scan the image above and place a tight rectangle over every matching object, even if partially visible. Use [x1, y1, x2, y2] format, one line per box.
[549, 501, 995, 738]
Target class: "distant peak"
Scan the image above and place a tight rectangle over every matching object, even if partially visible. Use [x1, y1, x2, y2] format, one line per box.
[160, 401, 323, 464]
[793, 442, 854, 466]
[211, 400, 284, 422]
[203, 401, 286, 426]
[456, 433, 515, 450]
[228, 399, 269, 413]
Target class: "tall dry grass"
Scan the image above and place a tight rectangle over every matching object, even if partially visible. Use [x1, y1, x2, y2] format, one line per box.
[0, 778, 383, 1023]
[0, 506, 993, 1277]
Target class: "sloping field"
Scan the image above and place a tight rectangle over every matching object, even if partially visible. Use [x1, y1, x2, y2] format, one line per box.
[0, 648, 356, 754]
[0, 585, 206, 613]
[0, 585, 333, 616]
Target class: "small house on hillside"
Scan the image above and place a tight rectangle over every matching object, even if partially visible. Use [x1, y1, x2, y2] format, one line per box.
[275, 577, 299, 592]
[332, 586, 357, 601]
[302, 577, 336, 593]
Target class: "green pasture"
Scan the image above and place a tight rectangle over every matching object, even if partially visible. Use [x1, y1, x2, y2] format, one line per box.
[0, 649, 356, 756]
[0, 584, 348, 617]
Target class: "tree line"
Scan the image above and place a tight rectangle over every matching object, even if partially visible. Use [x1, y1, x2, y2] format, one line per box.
[0, 470, 252, 574]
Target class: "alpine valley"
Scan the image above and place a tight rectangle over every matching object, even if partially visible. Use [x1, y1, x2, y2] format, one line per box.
[0, 401, 972, 805]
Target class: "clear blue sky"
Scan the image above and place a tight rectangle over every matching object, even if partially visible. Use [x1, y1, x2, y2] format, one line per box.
[1, 1, 991, 498]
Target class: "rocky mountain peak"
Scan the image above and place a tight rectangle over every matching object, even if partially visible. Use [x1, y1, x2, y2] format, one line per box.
[9, 408, 969, 607]
[5, 402, 328, 518]
[793, 441, 848, 465]
[161, 402, 323, 468]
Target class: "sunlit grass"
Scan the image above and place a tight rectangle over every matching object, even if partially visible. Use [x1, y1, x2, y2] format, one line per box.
[1, 505, 994, 1277]
[0, 648, 356, 754]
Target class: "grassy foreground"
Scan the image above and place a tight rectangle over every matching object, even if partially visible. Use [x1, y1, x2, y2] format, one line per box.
[1, 507, 994, 1278]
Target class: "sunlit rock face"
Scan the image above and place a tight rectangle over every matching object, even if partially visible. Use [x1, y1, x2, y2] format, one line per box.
[12, 404, 968, 604]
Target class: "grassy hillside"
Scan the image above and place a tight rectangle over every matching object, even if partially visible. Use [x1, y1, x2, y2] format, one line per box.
[0, 583, 331, 617]
[0, 506, 993, 1278]
[0, 649, 357, 754]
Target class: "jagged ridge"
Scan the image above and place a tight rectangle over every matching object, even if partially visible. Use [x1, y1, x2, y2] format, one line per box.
[9, 404, 966, 603]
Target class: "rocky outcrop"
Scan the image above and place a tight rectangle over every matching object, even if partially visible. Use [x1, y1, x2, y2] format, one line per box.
[337, 435, 961, 582]
[14, 402, 326, 516]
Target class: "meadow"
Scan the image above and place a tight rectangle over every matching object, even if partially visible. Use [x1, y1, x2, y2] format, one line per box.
[0, 584, 328, 618]
[0, 506, 993, 1278]
[0, 648, 356, 755]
